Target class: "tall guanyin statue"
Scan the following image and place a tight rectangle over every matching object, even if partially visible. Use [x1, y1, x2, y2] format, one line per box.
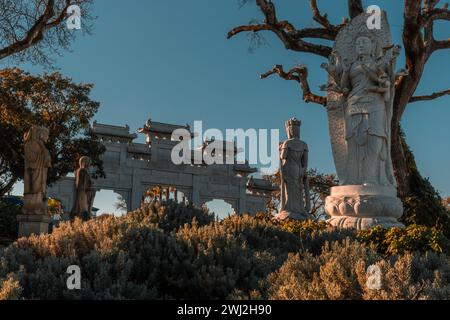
[321, 11, 407, 229]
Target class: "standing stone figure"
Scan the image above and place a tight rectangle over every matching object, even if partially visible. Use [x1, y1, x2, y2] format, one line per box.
[276, 118, 311, 221]
[22, 126, 52, 215]
[71, 156, 93, 221]
[18, 126, 52, 237]
[322, 11, 405, 229]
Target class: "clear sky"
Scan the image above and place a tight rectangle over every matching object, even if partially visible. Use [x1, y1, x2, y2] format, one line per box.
[7, 0, 450, 216]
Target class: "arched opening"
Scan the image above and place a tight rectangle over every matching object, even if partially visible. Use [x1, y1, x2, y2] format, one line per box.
[92, 190, 128, 217]
[203, 199, 235, 220]
[142, 186, 189, 205]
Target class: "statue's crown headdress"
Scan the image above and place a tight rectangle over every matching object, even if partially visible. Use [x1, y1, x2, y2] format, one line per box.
[285, 118, 301, 128]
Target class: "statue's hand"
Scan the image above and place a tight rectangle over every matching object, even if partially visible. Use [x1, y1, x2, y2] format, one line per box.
[341, 58, 351, 72]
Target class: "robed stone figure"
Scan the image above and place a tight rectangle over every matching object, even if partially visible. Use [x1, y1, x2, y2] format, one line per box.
[71, 156, 93, 221]
[276, 118, 311, 221]
[23, 126, 51, 215]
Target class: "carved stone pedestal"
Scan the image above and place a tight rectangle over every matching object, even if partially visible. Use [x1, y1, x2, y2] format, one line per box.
[325, 185, 404, 230]
[275, 210, 312, 221]
[17, 215, 51, 238]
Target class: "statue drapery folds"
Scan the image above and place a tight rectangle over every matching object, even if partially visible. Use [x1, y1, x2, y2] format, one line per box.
[22, 126, 51, 215]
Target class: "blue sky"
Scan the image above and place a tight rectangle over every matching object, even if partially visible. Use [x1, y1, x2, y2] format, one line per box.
[7, 0, 450, 216]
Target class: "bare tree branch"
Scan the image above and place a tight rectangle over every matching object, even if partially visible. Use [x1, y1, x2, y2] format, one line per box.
[45, 0, 72, 28]
[403, 0, 425, 74]
[0, 0, 56, 60]
[422, 1, 450, 54]
[309, 0, 341, 32]
[425, 2, 450, 22]
[409, 88, 450, 102]
[432, 39, 450, 50]
[393, 0, 427, 119]
[227, 0, 335, 58]
[0, 0, 94, 65]
[348, 0, 364, 19]
[260, 64, 327, 106]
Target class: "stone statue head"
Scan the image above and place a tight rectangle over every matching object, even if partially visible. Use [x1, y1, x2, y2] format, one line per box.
[356, 36, 373, 56]
[285, 118, 301, 139]
[79, 156, 90, 169]
[24, 126, 49, 144]
[354, 31, 381, 60]
[37, 127, 50, 143]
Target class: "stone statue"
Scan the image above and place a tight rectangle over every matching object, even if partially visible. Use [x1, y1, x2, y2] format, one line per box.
[22, 126, 52, 215]
[70, 156, 94, 221]
[321, 12, 405, 229]
[275, 118, 311, 221]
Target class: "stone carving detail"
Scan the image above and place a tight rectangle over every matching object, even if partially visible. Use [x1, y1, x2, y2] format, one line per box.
[70, 156, 94, 221]
[276, 118, 311, 221]
[322, 12, 405, 229]
[22, 126, 52, 215]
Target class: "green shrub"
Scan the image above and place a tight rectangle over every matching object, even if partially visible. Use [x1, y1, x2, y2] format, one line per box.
[278, 219, 357, 255]
[357, 224, 449, 255]
[129, 201, 216, 233]
[0, 201, 20, 242]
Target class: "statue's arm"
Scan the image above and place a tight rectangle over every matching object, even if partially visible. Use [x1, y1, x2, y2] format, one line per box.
[361, 64, 379, 83]
[24, 142, 40, 169]
[280, 143, 288, 162]
[279, 143, 288, 181]
[301, 144, 308, 170]
[74, 169, 81, 189]
[340, 69, 351, 93]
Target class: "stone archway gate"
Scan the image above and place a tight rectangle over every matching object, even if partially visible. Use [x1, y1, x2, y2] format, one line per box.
[47, 120, 276, 216]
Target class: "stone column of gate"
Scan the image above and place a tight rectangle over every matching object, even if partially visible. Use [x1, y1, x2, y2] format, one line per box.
[323, 11, 404, 230]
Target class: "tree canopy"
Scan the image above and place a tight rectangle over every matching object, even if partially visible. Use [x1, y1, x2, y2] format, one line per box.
[0, 68, 105, 196]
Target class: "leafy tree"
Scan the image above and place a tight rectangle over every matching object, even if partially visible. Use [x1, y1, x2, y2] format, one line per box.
[0, 68, 105, 196]
[229, 0, 450, 228]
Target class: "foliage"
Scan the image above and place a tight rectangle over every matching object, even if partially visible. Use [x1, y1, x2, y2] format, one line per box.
[0, 203, 300, 299]
[0, 68, 105, 196]
[280, 219, 328, 237]
[266, 240, 450, 300]
[357, 225, 449, 256]
[0, 274, 22, 300]
[128, 201, 216, 233]
[0, 200, 20, 242]
[0, 202, 449, 300]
